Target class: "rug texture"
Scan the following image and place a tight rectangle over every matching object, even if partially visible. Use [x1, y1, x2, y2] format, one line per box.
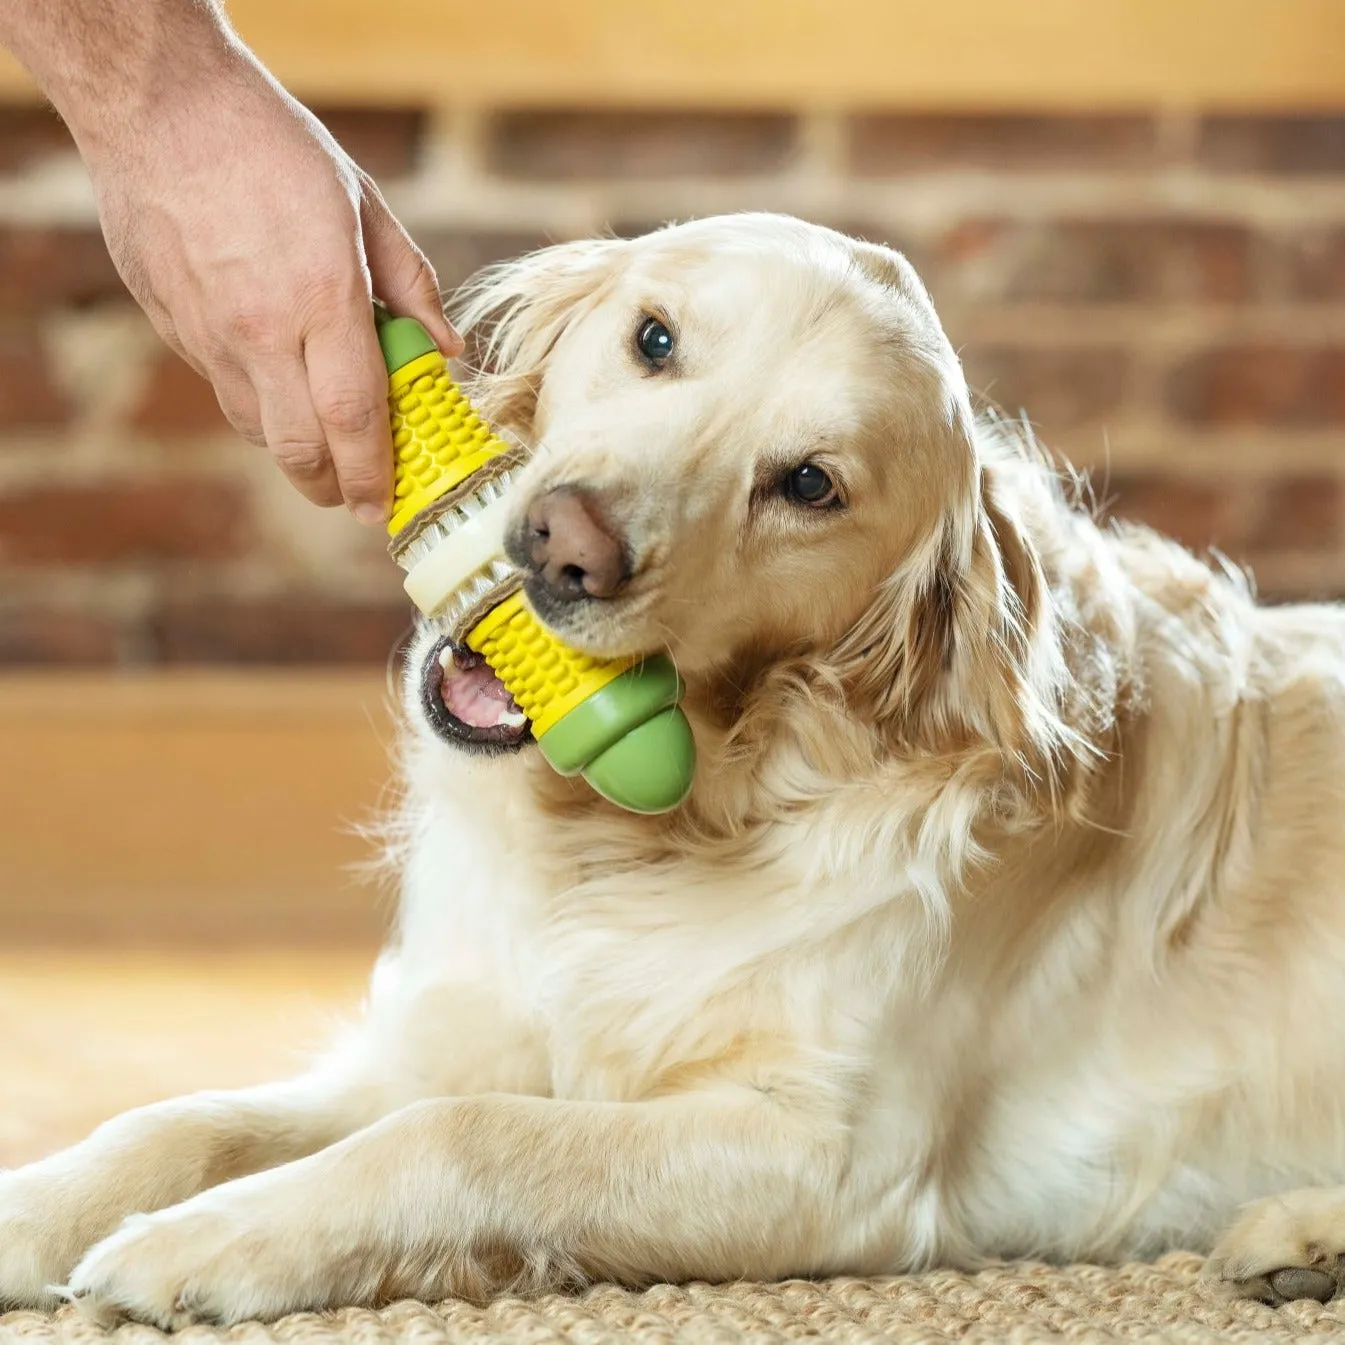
[2, 1257, 1343, 1344]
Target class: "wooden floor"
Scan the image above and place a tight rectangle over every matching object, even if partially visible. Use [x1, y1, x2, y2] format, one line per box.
[0, 951, 374, 1168]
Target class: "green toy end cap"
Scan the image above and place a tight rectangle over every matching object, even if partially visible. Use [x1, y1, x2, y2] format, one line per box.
[373, 303, 437, 374]
[534, 654, 696, 814]
[538, 655, 683, 776]
[581, 707, 697, 814]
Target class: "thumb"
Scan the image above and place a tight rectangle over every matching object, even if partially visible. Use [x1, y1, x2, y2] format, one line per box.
[360, 183, 464, 358]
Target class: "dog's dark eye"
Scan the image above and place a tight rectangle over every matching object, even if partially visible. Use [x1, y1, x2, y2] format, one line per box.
[636, 316, 674, 366]
[785, 463, 839, 508]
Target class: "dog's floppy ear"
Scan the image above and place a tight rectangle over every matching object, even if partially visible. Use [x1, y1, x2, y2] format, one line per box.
[824, 236, 1078, 788]
[450, 237, 626, 434]
[832, 434, 1075, 790]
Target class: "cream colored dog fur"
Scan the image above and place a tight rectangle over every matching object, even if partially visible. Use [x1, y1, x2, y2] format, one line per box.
[3, 214, 1345, 1325]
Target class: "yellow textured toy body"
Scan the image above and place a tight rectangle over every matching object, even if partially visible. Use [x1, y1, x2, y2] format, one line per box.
[387, 350, 504, 533]
[377, 307, 695, 814]
[465, 593, 627, 739]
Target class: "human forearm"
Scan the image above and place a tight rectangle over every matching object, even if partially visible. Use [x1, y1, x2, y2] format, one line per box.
[0, 0, 246, 158]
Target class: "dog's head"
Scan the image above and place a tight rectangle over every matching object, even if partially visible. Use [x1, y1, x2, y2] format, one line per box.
[412, 214, 1071, 797]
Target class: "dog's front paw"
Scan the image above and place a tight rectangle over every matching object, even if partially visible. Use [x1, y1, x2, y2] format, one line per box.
[66, 1187, 339, 1328]
[67, 1203, 282, 1329]
[0, 1169, 92, 1311]
[1206, 1187, 1345, 1305]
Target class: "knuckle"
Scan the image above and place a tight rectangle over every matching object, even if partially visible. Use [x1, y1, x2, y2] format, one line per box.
[200, 331, 238, 368]
[408, 258, 442, 302]
[314, 388, 381, 438]
[223, 304, 284, 353]
[219, 406, 265, 447]
[335, 459, 388, 499]
[305, 479, 346, 508]
[271, 435, 331, 480]
[303, 267, 359, 309]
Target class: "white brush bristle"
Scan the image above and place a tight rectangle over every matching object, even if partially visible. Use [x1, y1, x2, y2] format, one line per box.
[430, 558, 517, 639]
[396, 467, 519, 570]
[392, 466, 522, 640]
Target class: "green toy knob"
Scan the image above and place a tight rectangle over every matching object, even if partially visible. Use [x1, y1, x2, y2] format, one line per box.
[535, 656, 696, 814]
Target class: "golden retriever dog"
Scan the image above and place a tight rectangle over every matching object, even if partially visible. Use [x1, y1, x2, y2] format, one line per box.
[4, 212, 1345, 1326]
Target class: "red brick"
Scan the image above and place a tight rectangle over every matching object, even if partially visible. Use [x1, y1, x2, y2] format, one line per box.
[1166, 346, 1345, 427]
[0, 607, 120, 663]
[1104, 474, 1230, 553]
[850, 114, 1157, 174]
[1280, 228, 1345, 301]
[0, 331, 68, 427]
[1107, 473, 1343, 562]
[0, 106, 74, 171]
[1197, 116, 1345, 174]
[0, 481, 249, 565]
[486, 110, 797, 179]
[0, 607, 120, 664]
[818, 220, 932, 279]
[130, 353, 230, 436]
[311, 106, 427, 178]
[607, 219, 679, 242]
[962, 347, 1133, 430]
[418, 230, 555, 297]
[152, 600, 411, 664]
[1260, 587, 1345, 605]
[1245, 476, 1342, 552]
[0, 228, 125, 314]
[935, 218, 1251, 305]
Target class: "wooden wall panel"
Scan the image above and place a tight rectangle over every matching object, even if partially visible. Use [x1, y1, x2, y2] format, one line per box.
[0, 674, 395, 946]
[0, 0, 1342, 109]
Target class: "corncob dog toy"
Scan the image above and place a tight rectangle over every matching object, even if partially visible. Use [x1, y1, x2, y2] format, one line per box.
[376, 305, 696, 814]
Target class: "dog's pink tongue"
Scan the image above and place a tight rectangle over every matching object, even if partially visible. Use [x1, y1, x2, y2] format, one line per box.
[442, 663, 516, 729]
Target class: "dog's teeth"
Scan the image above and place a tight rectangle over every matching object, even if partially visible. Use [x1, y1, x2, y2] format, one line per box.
[438, 646, 454, 668]
[500, 710, 527, 728]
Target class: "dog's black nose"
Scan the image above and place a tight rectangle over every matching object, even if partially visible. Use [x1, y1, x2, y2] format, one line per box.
[521, 488, 631, 602]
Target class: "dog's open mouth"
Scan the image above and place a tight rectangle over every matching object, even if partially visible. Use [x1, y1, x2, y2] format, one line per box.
[420, 636, 532, 754]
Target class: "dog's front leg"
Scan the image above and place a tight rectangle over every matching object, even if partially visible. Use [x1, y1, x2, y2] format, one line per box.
[68, 1090, 846, 1327]
[0, 1072, 382, 1311]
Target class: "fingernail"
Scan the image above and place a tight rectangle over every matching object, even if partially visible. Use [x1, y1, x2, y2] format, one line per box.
[353, 502, 387, 527]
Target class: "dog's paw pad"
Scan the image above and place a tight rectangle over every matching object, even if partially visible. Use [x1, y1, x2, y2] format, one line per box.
[1268, 1267, 1337, 1303]
[1207, 1189, 1345, 1305]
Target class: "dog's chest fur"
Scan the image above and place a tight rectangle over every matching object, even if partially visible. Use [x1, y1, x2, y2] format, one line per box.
[379, 736, 1210, 1266]
[389, 747, 909, 1092]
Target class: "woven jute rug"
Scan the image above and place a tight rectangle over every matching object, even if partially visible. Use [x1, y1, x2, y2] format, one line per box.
[2, 1258, 1342, 1344]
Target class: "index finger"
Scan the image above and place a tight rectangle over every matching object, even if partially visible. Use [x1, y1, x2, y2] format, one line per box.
[303, 300, 393, 526]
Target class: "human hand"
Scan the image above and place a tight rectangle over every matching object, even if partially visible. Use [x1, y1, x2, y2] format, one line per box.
[83, 55, 462, 524]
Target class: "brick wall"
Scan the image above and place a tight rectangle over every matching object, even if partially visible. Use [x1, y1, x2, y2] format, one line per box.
[1, 106, 1343, 665]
